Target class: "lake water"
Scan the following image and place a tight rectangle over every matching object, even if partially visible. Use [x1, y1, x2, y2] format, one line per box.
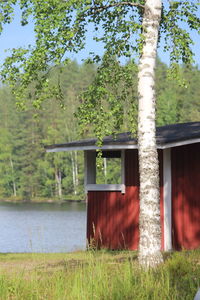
[0, 202, 86, 253]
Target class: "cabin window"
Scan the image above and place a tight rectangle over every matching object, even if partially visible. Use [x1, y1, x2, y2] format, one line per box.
[84, 150, 125, 193]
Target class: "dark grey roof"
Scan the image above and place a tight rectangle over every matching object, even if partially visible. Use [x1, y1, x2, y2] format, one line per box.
[45, 122, 200, 151]
[156, 122, 200, 144]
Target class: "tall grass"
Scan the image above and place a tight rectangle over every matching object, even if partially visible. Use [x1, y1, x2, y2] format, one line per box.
[0, 250, 199, 299]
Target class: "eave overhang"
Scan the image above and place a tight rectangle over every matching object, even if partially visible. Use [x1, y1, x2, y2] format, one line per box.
[45, 122, 200, 153]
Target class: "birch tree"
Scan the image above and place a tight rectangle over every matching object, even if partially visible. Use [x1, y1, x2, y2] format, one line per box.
[0, 0, 199, 268]
[137, 0, 163, 267]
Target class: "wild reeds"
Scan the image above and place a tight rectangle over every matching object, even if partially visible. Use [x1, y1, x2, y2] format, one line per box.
[0, 250, 199, 299]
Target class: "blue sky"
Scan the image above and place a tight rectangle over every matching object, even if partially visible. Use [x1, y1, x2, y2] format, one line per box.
[0, 5, 199, 67]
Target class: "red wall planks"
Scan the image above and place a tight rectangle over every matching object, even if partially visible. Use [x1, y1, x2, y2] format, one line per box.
[87, 191, 138, 249]
[87, 150, 139, 249]
[87, 143, 200, 251]
[87, 149, 164, 250]
[124, 150, 140, 249]
[172, 143, 200, 250]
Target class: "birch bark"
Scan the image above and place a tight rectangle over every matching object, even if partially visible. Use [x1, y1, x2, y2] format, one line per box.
[55, 168, 62, 198]
[138, 0, 163, 267]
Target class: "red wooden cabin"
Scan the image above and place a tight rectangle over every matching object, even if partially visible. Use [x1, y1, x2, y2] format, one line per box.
[46, 122, 200, 251]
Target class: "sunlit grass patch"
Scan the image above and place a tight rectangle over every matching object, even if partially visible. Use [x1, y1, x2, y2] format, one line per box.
[0, 250, 199, 299]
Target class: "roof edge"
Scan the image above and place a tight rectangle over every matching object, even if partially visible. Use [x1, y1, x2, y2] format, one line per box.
[46, 137, 200, 152]
[158, 137, 200, 149]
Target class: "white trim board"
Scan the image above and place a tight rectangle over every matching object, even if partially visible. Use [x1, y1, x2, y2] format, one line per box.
[86, 184, 125, 194]
[163, 148, 172, 251]
[84, 151, 96, 193]
[121, 150, 125, 188]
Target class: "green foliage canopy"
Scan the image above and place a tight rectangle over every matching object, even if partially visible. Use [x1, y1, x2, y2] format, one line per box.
[0, 61, 199, 199]
[0, 0, 199, 140]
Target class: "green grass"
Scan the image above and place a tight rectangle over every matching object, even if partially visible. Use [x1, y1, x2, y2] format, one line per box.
[0, 250, 199, 299]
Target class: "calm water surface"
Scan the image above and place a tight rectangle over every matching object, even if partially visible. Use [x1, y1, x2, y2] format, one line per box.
[0, 202, 86, 253]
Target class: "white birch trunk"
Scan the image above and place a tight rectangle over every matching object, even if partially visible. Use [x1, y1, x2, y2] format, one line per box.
[58, 170, 62, 198]
[55, 168, 62, 198]
[138, 0, 163, 268]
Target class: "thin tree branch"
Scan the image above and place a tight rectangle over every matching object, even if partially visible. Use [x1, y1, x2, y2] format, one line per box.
[89, 2, 144, 15]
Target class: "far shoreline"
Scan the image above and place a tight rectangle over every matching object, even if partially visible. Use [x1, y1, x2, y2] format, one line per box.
[0, 197, 86, 204]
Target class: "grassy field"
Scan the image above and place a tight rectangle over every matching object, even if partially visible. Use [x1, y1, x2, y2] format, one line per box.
[0, 250, 199, 299]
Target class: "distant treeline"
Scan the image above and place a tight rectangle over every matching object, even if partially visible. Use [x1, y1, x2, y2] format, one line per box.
[0, 59, 199, 200]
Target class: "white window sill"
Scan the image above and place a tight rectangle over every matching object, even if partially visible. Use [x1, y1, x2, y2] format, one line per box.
[86, 184, 125, 194]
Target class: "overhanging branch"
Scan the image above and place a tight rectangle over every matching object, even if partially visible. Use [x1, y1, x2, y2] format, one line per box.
[88, 1, 145, 14]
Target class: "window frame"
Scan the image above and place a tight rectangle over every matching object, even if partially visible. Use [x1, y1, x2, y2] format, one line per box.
[84, 150, 125, 194]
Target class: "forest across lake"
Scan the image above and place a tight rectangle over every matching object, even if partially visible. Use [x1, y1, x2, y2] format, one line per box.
[0, 60, 199, 202]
